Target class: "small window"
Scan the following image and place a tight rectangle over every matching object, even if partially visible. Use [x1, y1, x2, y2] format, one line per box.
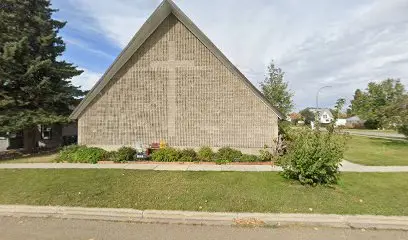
[323, 114, 328, 119]
[41, 126, 52, 140]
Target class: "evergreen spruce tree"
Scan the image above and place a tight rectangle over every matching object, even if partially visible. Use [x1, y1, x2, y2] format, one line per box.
[0, 0, 84, 151]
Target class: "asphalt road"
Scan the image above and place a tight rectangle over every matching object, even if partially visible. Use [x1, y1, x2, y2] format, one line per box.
[1, 217, 407, 240]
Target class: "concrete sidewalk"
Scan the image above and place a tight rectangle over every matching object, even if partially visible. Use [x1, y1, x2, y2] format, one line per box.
[339, 160, 408, 172]
[0, 162, 281, 172]
[1, 161, 408, 172]
[0, 205, 407, 230]
[345, 130, 406, 140]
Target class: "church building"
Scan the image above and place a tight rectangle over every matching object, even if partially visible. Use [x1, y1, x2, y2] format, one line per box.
[70, 0, 283, 153]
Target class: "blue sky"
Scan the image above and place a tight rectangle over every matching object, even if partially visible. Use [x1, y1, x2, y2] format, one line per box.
[52, 0, 408, 111]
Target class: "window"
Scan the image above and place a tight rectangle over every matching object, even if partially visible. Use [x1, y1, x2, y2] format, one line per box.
[41, 126, 52, 140]
[323, 114, 328, 119]
[9, 132, 22, 139]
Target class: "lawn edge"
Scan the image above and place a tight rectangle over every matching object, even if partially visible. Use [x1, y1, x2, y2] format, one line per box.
[2, 163, 408, 172]
[1, 205, 407, 230]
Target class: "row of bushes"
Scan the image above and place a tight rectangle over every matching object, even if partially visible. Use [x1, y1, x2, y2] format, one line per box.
[150, 146, 271, 164]
[56, 145, 273, 164]
[56, 126, 349, 186]
[56, 145, 137, 164]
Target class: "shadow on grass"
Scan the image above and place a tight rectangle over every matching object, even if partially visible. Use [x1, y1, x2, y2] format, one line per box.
[0, 151, 57, 163]
[365, 137, 408, 147]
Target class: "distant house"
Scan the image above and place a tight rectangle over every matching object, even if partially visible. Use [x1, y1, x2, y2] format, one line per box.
[0, 123, 77, 152]
[335, 119, 347, 127]
[287, 112, 302, 123]
[309, 108, 334, 124]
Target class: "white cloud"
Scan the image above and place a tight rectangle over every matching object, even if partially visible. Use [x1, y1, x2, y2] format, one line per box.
[64, 37, 116, 60]
[67, 0, 161, 46]
[64, 0, 408, 110]
[70, 69, 103, 91]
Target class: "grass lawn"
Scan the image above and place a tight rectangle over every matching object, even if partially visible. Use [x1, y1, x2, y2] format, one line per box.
[344, 136, 408, 166]
[0, 153, 57, 164]
[0, 169, 407, 216]
[346, 129, 398, 134]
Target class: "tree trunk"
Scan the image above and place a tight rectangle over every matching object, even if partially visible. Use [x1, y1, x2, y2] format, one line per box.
[23, 127, 40, 153]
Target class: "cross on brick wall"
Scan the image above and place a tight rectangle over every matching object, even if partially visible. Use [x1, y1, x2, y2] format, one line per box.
[150, 41, 195, 138]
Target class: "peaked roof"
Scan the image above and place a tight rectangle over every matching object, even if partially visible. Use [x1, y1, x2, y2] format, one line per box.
[310, 108, 334, 118]
[70, 0, 284, 119]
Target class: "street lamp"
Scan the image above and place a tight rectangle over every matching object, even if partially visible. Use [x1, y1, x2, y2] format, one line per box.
[316, 86, 332, 109]
[315, 86, 332, 130]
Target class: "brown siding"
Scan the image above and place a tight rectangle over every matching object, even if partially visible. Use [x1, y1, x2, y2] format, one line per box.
[78, 14, 278, 149]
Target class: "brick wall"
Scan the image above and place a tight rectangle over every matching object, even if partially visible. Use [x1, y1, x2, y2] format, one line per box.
[78, 14, 278, 150]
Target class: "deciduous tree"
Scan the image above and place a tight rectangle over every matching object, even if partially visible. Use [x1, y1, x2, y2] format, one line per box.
[260, 61, 294, 116]
[350, 79, 406, 129]
[299, 108, 315, 125]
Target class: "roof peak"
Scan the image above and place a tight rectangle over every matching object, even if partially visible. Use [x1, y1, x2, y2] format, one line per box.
[70, 0, 284, 119]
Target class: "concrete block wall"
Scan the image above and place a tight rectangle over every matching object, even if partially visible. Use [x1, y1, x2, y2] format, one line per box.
[78, 14, 278, 150]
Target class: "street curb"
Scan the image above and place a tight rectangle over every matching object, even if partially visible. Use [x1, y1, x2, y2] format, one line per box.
[0, 205, 407, 230]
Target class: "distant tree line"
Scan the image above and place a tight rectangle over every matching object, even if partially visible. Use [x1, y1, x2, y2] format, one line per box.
[349, 79, 407, 132]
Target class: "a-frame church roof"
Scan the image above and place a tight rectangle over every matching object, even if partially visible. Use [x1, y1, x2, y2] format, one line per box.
[70, 0, 284, 119]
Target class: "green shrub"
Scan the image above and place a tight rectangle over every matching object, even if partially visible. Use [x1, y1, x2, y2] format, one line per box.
[279, 128, 348, 185]
[78, 147, 107, 164]
[56, 145, 107, 164]
[55, 145, 81, 163]
[197, 146, 214, 162]
[107, 151, 118, 162]
[111, 147, 136, 163]
[215, 158, 229, 165]
[215, 147, 242, 163]
[150, 147, 180, 162]
[398, 125, 408, 139]
[259, 148, 274, 162]
[179, 148, 197, 162]
[364, 119, 380, 129]
[239, 154, 260, 162]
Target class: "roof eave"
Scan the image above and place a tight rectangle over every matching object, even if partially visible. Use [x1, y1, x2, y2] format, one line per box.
[70, 0, 173, 119]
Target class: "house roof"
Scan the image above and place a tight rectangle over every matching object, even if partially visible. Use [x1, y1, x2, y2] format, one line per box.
[309, 108, 334, 118]
[347, 116, 362, 121]
[69, 0, 284, 119]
